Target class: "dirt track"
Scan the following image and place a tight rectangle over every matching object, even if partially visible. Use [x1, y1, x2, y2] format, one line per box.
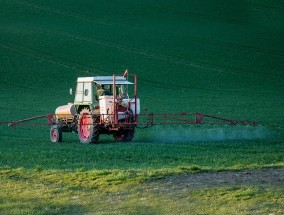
[149, 168, 284, 190]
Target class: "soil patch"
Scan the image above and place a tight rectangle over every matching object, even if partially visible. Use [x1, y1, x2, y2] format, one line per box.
[148, 168, 284, 191]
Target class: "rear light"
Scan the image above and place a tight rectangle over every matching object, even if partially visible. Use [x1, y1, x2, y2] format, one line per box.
[95, 105, 100, 109]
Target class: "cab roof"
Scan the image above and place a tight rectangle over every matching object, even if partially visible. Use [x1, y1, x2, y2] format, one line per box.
[77, 76, 133, 85]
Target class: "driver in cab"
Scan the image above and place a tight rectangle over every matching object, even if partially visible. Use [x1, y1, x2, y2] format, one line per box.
[97, 84, 112, 98]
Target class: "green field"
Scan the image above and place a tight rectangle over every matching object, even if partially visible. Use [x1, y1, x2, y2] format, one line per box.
[0, 0, 284, 214]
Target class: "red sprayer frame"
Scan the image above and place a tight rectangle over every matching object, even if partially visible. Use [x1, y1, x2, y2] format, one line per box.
[0, 112, 257, 128]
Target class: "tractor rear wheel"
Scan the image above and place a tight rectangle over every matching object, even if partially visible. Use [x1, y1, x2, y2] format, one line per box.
[113, 129, 134, 142]
[78, 108, 99, 144]
[50, 125, 62, 143]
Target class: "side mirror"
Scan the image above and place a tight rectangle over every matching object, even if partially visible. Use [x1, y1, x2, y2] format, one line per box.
[69, 88, 72, 95]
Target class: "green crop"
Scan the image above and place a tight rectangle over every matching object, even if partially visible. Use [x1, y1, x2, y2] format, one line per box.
[0, 0, 283, 214]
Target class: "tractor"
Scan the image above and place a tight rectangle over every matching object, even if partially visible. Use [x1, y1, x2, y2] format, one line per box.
[50, 73, 140, 144]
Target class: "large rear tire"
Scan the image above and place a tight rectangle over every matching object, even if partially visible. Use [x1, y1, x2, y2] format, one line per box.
[113, 129, 134, 142]
[50, 125, 62, 143]
[78, 108, 99, 144]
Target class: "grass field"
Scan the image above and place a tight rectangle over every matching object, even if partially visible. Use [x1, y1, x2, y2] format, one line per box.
[0, 0, 283, 214]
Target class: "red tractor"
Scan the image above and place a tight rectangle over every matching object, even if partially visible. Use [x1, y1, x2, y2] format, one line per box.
[50, 73, 140, 144]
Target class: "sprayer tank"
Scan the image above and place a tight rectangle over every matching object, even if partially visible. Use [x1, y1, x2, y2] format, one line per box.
[55, 103, 76, 120]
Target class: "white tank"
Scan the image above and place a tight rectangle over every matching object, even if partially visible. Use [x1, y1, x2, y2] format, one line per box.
[99, 96, 115, 123]
[99, 96, 140, 123]
[55, 103, 76, 120]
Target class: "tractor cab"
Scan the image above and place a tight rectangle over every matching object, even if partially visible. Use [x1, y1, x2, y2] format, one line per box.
[74, 76, 135, 114]
[93, 79, 131, 102]
[74, 75, 140, 118]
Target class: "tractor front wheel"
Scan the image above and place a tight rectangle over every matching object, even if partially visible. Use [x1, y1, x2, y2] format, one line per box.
[50, 125, 62, 143]
[78, 108, 99, 144]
